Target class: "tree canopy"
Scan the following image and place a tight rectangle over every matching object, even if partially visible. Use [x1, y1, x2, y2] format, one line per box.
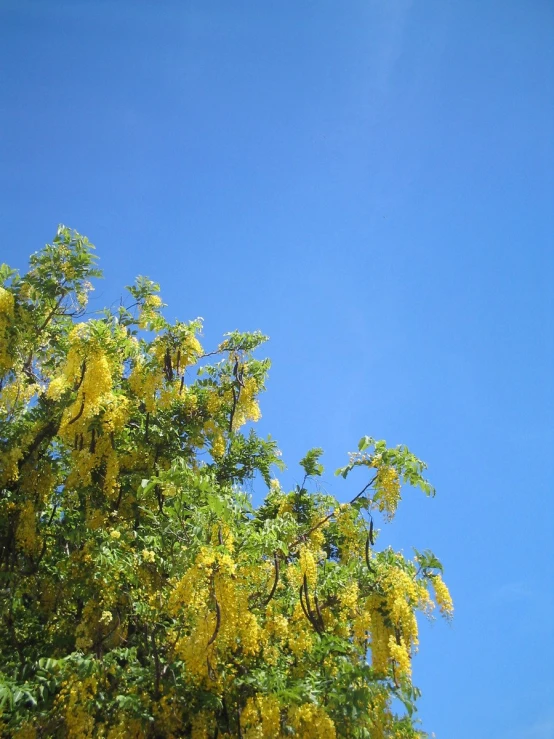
[0, 227, 452, 738]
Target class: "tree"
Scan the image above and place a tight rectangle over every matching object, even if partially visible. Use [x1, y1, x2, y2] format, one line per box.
[0, 226, 452, 738]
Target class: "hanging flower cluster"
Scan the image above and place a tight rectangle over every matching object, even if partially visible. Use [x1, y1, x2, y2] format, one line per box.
[0, 227, 452, 738]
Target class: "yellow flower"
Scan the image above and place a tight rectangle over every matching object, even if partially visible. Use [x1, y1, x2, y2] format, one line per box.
[298, 545, 317, 587]
[374, 466, 401, 520]
[144, 294, 162, 308]
[109, 529, 121, 540]
[431, 574, 454, 618]
[289, 703, 336, 739]
[0, 286, 14, 317]
[388, 635, 412, 678]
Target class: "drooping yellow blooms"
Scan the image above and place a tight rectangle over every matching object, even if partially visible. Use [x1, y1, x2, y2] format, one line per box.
[388, 634, 412, 679]
[288, 703, 336, 739]
[206, 389, 223, 415]
[103, 449, 120, 498]
[431, 573, 454, 618]
[211, 431, 226, 458]
[106, 717, 147, 739]
[298, 545, 317, 588]
[374, 466, 401, 520]
[151, 693, 182, 738]
[367, 691, 392, 739]
[307, 521, 326, 552]
[382, 566, 420, 650]
[128, 357, 162, 413]
[138, 294, 163, 329]
[338, 580, 359, 615]
[100, 609, 113, 625]
[0, 446, 23, 485]
[259, 695, 283, 737]
[19, 460, 55, 504]
[204, 420, 226, 459]
[46, 375, 68, 400]
[15, 501, 38, 555]
[12, 722, 37, 739]
[416, 579, 435, 616]
[180, 333, 203, 366]
[2, 233, 452, 738]
[0, 380, 39, 416]
[102, 395, 130, 432]
[0, 285, 15, 372]
[55, 675, 100, 738]
[241, 695, 281, 738]
[277, 493, 294, 515]
[144, 294, 162, 309]
[288, 602, 314, 658]
[352, 609, 372, 644]
[336, 505, 363, 561]
[191, 711, 213, 739]
[175, 614, 215, 683]
[366, 595, 393, 673]
[232, 376, 261, 430]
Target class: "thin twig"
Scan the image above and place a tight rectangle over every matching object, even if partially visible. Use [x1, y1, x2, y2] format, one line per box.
[208, 596, 221, 646]
[290, 476, 377, 550]
[262, 553, 280, 607]
[67, 395, 85, 425]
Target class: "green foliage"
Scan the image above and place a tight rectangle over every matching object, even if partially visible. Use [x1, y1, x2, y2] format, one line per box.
[0, 228, 452, 738]
[299, 448, 325, 479]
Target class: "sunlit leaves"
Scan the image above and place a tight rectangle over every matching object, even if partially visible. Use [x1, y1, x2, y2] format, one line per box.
[0, 229, 451, 738]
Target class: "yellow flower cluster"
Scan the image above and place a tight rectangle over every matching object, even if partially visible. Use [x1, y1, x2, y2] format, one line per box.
[388, 635, 412, 679]
[298, 545, 317, 588]
[12, 722, 37, 739]
[181, 334, 203, 366]
[338, 581, 359, 615]
[144, 294, 162, 309]
[241, 694, 281, 738]
[374, 466, 401, 520]
[232, 377, 261, 431]
[0, 233, 452, 738]
[128, 358, 162, 413]
[287, 601, 314, 658]
[0, 446, 23, 486]
[55, 675, 99, 738]
[336, 505, 363, 561]
[203, 420, 226, 459]
[431, 573, 454, 618]
[19, 459, 55, 504]
[138, 294, 163, 329]
[191, 711, 212, 739]
[0, 285, 14, 373]
[206, 389, 223, 415]
[383, 568, 420, 647]
[105, 717, 146, 739]
[365, 594, 393, 673]
[288, 703, 336, 739]
[15, 500, 38, 555]
[0, 380, 39, 416]
[152, 333, 202, 373]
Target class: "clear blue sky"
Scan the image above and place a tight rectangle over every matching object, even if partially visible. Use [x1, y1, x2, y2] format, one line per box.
[1, 1, 553, 736]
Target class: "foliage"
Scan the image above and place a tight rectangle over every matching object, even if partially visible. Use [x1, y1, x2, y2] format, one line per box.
[0, 227, 453, 738]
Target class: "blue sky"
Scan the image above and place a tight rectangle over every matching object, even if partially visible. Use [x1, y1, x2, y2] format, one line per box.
[1, 1, 553, 736]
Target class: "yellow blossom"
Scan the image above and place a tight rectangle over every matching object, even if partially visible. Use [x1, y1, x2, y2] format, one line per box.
[431, 574, 454, 618]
